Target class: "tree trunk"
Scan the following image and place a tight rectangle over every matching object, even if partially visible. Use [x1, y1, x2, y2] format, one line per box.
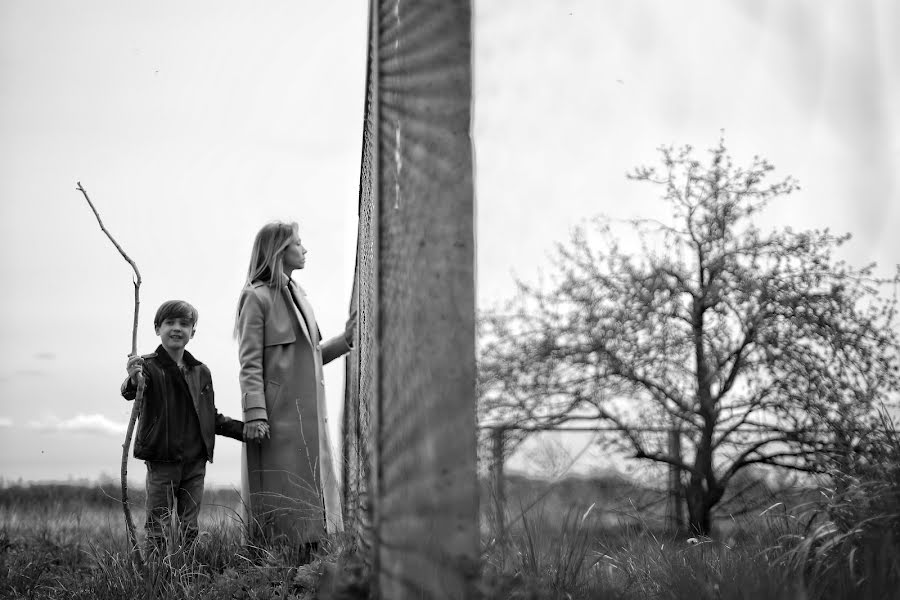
[684, 480, 712, 535]
[490, 427, 506, 543]
[666, 423, 684, 531]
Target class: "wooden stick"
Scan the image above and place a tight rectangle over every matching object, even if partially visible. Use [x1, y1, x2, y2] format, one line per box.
[75, 182, 144, 571]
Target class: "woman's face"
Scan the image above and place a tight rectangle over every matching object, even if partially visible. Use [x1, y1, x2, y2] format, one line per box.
[281, 233, 307, 271]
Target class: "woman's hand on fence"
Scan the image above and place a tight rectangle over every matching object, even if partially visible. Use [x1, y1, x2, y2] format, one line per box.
[344, 309, 358, 347]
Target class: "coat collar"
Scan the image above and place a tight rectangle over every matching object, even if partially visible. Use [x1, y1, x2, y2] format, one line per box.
[249, 275, 306, 293]
[283, 280, 314, 345]
[153, 344, 201, 369]
[247, 277, 315, 345]
[282, 274, 305, 295]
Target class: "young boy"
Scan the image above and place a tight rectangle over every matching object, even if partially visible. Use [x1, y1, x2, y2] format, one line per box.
[122, 300, 244, 554]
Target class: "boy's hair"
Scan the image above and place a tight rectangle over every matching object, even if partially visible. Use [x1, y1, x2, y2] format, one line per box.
[243, 221, 299, 289]
[154, 300, 199, 329]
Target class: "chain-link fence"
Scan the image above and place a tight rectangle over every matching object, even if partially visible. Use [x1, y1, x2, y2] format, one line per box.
[341, 2, 478, 598]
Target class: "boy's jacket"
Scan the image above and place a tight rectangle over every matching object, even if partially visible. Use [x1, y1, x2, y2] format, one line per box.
[121, 345, 244, 462]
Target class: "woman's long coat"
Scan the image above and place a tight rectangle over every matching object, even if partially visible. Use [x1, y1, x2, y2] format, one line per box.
[236, 278, 348, 543]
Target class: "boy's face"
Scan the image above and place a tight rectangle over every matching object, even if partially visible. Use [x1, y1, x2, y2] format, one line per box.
[155, 316, 195, 352]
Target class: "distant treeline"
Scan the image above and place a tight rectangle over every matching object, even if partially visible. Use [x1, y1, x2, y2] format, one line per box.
[0, 470, 811, 523]
[0, 482, 242, 510]
[480, 469, 818, 532]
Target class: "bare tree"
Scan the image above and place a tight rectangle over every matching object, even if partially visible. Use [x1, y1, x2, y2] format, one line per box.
[478, 138, 900, 534]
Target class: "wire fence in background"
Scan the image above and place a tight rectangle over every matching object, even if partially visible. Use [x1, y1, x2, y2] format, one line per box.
[480, 425, 688, 541]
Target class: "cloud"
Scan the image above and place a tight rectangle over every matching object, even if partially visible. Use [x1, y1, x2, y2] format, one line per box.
[14, 369, 46, 377]
[0, 369, 46, 382]
[28, 414, 126, 437]
[0, 417, 12, 428]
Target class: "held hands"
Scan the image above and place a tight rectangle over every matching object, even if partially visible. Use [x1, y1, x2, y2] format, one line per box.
[126, 354, 144, 385]
[244, 419, 270, 443]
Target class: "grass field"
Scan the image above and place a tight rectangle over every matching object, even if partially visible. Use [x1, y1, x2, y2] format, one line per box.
[0, 483, 355, 599]
[2, 467, 898, 599]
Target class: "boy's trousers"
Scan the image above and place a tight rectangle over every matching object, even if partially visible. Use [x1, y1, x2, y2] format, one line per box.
[144, 458, 206, 552]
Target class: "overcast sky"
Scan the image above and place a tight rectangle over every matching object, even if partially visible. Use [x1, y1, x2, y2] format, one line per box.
[1, 0, 897, 487]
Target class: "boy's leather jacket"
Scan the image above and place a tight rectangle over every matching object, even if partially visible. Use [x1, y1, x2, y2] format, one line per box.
[121, 345, 243, 462]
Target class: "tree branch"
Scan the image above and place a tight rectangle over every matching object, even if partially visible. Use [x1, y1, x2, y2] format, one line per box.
[75, 182, 144, 571]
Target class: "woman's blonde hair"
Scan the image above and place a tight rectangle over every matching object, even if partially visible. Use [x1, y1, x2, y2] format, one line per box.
[244, 221, 299, 288]
[234, 221, 298, 338]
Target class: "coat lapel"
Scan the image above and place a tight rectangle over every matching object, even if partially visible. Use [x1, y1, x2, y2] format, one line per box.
[290, 282, 320, 345]
[283, 282, 313, 346]
[156, 344, 200, 413]
[181, 350, 203, 414]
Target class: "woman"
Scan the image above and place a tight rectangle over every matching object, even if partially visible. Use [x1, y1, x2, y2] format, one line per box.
[236, 221, 354, 547]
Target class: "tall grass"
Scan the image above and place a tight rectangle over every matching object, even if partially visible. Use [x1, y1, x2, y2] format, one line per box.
[4, 409, 898, 600]
[0, 487, 367, 599]
[480, 499, 809, 600]
[477, 411, 900, 599]
[777, 409, 900, 600]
